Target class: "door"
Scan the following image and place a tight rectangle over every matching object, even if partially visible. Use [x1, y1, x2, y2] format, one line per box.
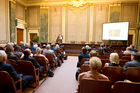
[17, 28, 23, 45]
[128, 35, 133, 45]
[30, 33, 37, 44]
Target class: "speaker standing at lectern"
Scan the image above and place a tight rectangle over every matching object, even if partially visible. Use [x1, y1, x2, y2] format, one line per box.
[56, 34, 63, 44]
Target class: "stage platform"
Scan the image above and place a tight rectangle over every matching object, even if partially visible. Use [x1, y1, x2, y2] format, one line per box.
[63, 43, 127, 56]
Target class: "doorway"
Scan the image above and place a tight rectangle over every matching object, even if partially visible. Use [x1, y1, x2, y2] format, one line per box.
[30, 33, 37, 44]
[128, 35, 133, 46]
[17, 28, 23, 45]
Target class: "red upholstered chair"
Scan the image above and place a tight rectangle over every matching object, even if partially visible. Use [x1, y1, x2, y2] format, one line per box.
[17, 60, 39, 88]
[119, 59, 128, 67]
[80, 58, 89, 67]
[7, 59, 19, 73]
[102, 66, 124, 84]
[121, 56, 131, 61]
[0, 71, 22, 93]
[45, 53, 56, 68]
[101, 59, 109, 68]
[34, 56, 49, 76]
[80, 64, 90, 73]
[125, 67, 140, 82]
[79, 79, 112, 93]
[112, 81, 140, 93]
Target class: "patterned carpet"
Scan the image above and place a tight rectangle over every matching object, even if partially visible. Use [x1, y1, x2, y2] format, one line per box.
[33, 56, 78, 93]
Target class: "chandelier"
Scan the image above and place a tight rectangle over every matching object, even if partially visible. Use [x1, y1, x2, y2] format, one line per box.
[70, 0, 87, 7]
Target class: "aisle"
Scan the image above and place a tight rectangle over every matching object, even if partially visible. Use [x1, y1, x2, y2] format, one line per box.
[35, 56, 78, 93]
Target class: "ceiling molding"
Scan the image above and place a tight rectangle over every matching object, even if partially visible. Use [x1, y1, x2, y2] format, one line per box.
[16, 0, 140, 7]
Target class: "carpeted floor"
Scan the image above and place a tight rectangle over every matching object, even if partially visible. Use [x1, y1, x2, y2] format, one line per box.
[34, 56, 78, 93]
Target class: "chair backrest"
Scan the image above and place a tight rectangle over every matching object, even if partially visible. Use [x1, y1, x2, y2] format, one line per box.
[101, 59, 109, 68]
[45, 53, 55, 67]
[0, 71, 18, 93]
[34, 56, 48, 74]
[17, 60, 39, 87]
[80, 58, 89, 67]
[102, 66, 124, 83]
[80, 65, 90, 73]
[79, 79, 111, 93]
[121, 56, 131, 61]
[17, 60, 35, 75]
[112, 81, 140, 93]
[7, 59, 19, 73]
[34, 56, 48, 66]
[125, 67, 140, 82]
[119, 59, 128, 67]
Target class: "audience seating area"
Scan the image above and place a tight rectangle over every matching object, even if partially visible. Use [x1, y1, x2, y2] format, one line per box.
[0, 43, 140, 93]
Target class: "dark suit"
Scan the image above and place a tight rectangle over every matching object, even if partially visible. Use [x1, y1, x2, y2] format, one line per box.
[77, 53, 90, 67]
[0, 62, 33, 90]
[123, 60, 140, 70]
[7, 53, 19, 62]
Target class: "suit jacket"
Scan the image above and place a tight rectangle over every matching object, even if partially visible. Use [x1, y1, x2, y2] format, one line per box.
[21, 56, 40, 68]
[123, 60, 140, 70]
[0, 62, 22, 81]
[7, 53, 19, 62]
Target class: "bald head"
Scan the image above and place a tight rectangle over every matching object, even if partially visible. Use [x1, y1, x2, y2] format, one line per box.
[0, 50, 7, 62]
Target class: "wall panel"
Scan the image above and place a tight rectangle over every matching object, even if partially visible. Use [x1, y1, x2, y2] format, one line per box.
[49, 6, 62, 42]
[66, 6, 89, 43]
[16, 3, 25, 20]
[121, 3, 138, 28]
[93, 5, 109, 42]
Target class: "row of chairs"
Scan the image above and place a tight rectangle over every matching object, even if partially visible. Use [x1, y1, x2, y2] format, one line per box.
[2, 52, 64, 93]
[80, 65, 140, 83]
[80, 58, 128, 68]
[79, 79, 140, 93]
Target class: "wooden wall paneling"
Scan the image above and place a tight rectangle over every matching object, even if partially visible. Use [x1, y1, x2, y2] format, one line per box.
[121, 3, 138, 28]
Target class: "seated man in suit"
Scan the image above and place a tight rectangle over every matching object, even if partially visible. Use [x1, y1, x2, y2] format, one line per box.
[5, 44, 19, 61]
[0, 50, 33, 90]
[21, 49, 44, 73]
[77, 47, 90, 67]
[123, 53, 140, 70]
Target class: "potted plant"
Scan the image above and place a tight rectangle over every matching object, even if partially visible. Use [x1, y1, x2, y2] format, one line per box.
[32, 36, 39, 43]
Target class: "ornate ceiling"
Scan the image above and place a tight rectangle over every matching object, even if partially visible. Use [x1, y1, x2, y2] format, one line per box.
[17, 0, 140, 6]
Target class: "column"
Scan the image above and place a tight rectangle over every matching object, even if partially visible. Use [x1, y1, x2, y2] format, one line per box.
[89, 5, 94, 43]
[62, 6, 66, 43]
[40, 7, 48, 42]
[9, 0, 16, 42]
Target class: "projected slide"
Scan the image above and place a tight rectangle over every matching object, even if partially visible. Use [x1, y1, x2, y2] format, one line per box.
[102, 22, 129, 40]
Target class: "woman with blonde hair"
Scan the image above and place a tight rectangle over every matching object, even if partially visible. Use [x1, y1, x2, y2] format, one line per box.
[78, 57, 109, 83]
[104, 53, 120, 67]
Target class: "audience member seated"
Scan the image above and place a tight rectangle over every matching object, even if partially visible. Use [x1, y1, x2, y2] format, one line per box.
[34, 47, 48, 61]
[55, 44, 64, 63]
[85, 45, 91, 53]
[97, 44, 105, 55]
[129, 44, 137, 52]
[43, 44, 57, 62]
[84, 50, 97, 64]
[21, 49, 44, 74]
[123, 53, 140, 70]
[31, 44, 38, 54]
[75, 50, 97, 80]
[34, 47, 54, 77]
[123, 47, 134, 55]
[5, 44, 19, 61]
[14, 45, 23, 58]
[77, 57, 109, 90]
[77, 47, 90, 67]
[19, 41, 25, 50]
[104, 53, 120, 67]
[0, 50, 33, 90]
